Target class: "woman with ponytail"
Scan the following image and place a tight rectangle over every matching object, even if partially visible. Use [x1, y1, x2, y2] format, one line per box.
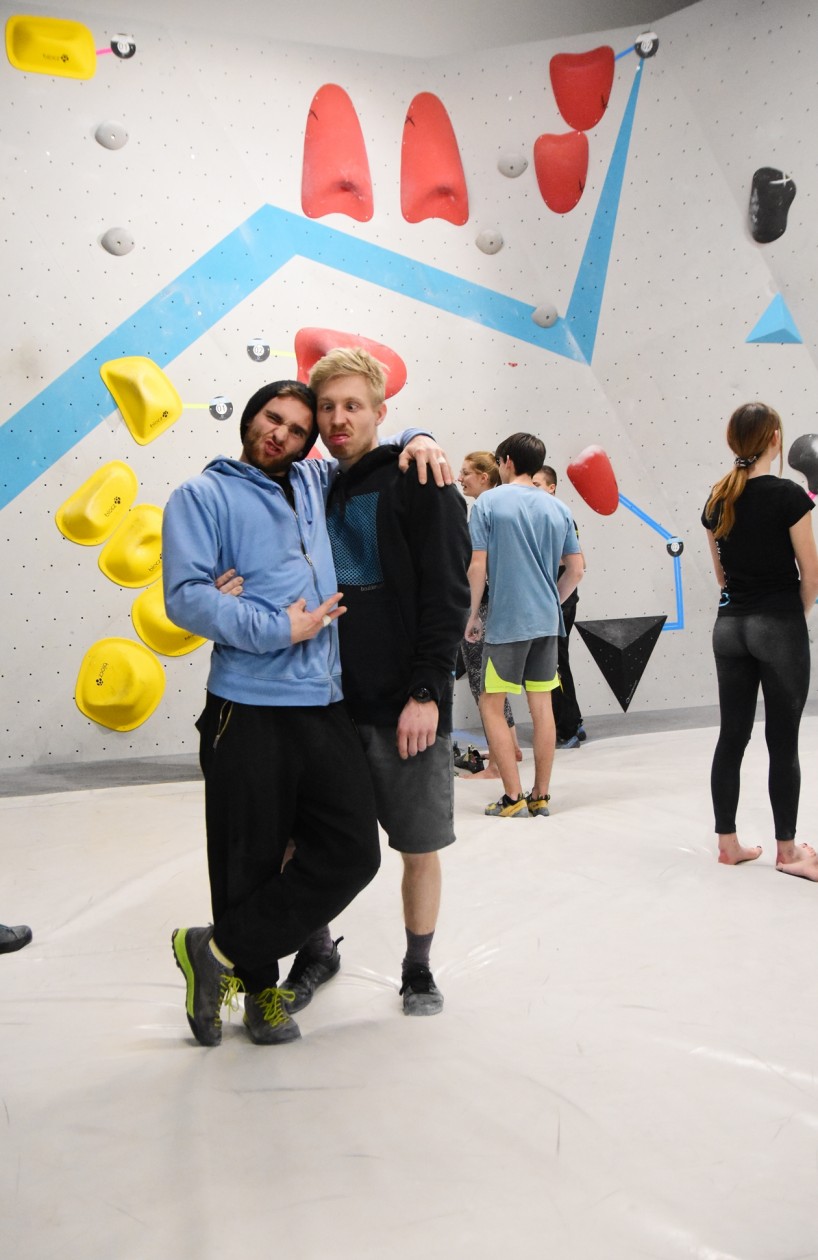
[702, 402, 818, 876]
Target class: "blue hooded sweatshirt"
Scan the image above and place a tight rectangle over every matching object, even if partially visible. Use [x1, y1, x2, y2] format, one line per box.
[163, 455, 344, 706]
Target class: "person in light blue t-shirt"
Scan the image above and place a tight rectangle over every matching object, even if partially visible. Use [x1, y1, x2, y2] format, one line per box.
[466, 432, 583, 819]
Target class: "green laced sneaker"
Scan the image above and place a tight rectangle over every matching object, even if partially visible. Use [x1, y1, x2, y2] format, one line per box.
[244, 987, 302, 1045]
[171, 925, 244, 1047]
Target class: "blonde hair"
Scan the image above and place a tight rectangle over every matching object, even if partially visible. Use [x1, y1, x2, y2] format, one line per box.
[705, 402, 783, 539]
[309, 347, 388, 408]
[464, 450, 501, 488]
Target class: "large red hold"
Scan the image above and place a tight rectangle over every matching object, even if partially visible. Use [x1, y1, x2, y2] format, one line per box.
[533, 131, 589, 214]
[301, 84, 374, 222]
[567, 446, 619, 515]
[294, 328, 407, 399]
[550, 46, 615, 132]
[401, 93, 468, 225]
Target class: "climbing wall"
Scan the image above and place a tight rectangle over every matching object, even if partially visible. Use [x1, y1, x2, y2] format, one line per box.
[1, 0, 816, 767]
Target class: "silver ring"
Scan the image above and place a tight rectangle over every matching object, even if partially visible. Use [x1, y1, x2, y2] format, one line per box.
[322, 614, 332, 628]
[435, 456, 447, 463]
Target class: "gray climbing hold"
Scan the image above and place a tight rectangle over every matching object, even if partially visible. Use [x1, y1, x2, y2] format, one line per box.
[100, 227, 135, 256]
[498, 154, 528, 179]
[95, 121, 128, 151]
[209, 396, 234, 421]
[476, 229, 504, 255]
[247, 339, 270, 362]
[532, 304, 558, 328]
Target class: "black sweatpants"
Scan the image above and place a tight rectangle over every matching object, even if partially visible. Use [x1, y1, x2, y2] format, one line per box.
[552, 594, 582, 741]
[197, 693, 381, 993]
[711, 612, 810, 840]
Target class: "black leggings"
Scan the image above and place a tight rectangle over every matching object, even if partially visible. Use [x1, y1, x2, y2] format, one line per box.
[711, 612, 810, 839]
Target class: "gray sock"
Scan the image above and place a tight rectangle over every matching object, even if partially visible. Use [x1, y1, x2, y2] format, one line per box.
[402, 929, 434, 975]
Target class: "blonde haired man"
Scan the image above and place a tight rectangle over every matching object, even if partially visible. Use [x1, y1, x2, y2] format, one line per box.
[285, 348, 471, 1015]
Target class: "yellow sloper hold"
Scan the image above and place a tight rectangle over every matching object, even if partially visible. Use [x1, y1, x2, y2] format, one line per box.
[5, 15, 97, 80]
[100, 357, 183, 445]
[132, 580, 206, 657]
[98, 504, 163, 588]
[55, 460, 138, 546]
[76, 637, 165, 732]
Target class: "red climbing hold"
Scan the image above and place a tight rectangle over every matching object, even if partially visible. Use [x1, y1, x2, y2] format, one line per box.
[533, 131, 589, 214]
[550, 46, 615, 132]
[294, 329, 408, 399]
[401, 93, 468, 225]
[301, 84, 374, 222]
[567, 446, 619, 515]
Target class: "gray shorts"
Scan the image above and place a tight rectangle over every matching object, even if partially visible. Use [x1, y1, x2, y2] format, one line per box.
[354, 725, 456, 854]
[481, 637, 560, 694]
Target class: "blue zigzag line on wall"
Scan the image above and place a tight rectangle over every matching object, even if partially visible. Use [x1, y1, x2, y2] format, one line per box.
[0, 64, 644, 512]
[618, 493, 684, 630]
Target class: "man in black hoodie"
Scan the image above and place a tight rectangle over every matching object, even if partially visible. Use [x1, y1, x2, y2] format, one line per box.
[289, 347, 471, 1015]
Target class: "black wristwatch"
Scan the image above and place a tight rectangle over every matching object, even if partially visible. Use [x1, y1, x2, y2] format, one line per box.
[410, 686, 434, 703]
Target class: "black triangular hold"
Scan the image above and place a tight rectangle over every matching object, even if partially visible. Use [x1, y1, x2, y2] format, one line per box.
[575, 615, 666, 712]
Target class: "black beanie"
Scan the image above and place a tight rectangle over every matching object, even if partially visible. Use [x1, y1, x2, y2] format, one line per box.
[239, 380, 318, 459]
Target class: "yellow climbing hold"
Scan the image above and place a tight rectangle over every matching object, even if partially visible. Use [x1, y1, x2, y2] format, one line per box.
[54, 460, 138, 546]
[100, 356, 183, 445]
[131, 580, 206, 658]
[98, 504, 163, 588]
[5, 15, 97, 80]
[75, 637, 165, 731]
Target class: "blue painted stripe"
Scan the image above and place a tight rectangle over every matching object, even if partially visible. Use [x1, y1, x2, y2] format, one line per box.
[619, 492, 685, 630]
[565, 61, 643, 360]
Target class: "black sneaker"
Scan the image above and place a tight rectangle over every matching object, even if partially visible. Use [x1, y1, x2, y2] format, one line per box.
[0, 924, 32, 954]
[171, 926, 244, 1047]
[244, 988, 301, 1045]
[282, 937, 343, 1013]
[400, 964, 444, 1016]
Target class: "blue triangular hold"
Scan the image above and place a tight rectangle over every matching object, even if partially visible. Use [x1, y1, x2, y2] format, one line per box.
[746, 294, 803, 344]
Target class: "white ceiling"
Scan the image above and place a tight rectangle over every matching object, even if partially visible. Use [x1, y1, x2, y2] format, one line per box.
[125, 0, 703, 56]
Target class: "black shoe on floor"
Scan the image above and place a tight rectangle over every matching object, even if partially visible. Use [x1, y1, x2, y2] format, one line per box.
[0, 924, 32, 954]
[400, 964, 444, 1016]
[283, 937, 343, 1014]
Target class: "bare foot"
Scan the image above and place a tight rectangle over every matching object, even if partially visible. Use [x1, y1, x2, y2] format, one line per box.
[777, 854, 818, 881]
[471, 763, 503, 780]
[718, 837, 762, 865]
[775, 842, 816, 865]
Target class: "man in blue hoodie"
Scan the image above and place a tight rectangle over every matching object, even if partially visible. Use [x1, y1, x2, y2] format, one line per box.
[163, 380, 445, 1047]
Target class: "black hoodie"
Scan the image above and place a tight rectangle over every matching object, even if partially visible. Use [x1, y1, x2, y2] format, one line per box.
[326, 446, 471, 731]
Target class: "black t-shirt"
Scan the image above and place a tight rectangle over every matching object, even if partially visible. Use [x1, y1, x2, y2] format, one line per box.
[701, 475, 814, 615]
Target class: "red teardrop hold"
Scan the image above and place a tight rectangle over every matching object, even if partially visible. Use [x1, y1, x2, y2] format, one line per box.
[567, 446, 619, 515]
[294, 328, 408, 399]
[301, 84, 374, 222]
[401, 92, 469, 225]
[550, 46, 615, 132]
[533, 131, 589, 214]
